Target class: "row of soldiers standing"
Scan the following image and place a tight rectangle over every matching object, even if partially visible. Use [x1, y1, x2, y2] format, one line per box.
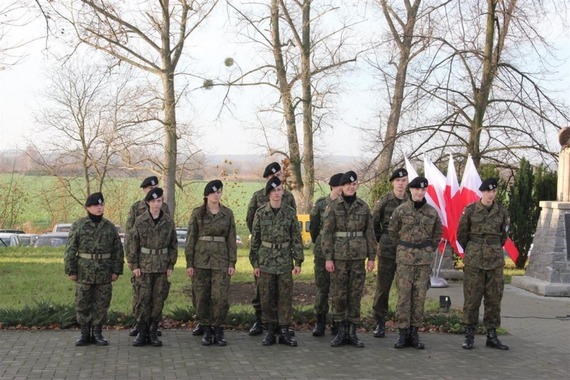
[64, 162, 510, 351]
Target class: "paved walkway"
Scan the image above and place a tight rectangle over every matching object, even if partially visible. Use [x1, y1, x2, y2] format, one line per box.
[1, 283, 569, 380]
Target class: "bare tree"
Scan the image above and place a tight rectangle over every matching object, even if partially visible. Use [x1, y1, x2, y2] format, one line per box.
[30, 58, 156, 206]
[221, 1, 362, 211]
[41, 0, 220, 214]
[0, 1, 39, 70]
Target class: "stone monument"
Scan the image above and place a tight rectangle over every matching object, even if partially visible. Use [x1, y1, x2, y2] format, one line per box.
[511, 128, 570, 296]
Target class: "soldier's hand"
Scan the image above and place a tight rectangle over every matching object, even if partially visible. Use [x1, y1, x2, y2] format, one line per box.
[167, 269, 173, 277]
[111, 274, 119, 282]
[325, 260, 335, 273]
[228, 267, 235, 276]
[366, 260, 375, 272]
[186, 267, 194, 278]
[69, 275, 77, 281]
[253, 268, 261, 278]
[292, 266, 301, 275]
[133, 268, 141, 277]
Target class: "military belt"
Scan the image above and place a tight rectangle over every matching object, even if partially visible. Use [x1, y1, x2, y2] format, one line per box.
[398, 240, 432, 249]
[261, 241, 290, 249]
[470, 236, 501, 245]
[198, 236, 226, 242]
[334, 231, 364, 238]
[140, 247, 168, 254]
[78, 253, 111, 260]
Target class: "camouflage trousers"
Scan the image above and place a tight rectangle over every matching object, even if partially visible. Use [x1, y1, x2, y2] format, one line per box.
[258, 271, 293, 326]
[462, 266, 504, 329]
[251, 275, 262, 315]
[134, 273, 170, 322]
[313, 255, 331, 315]
[193, 268, 230, 327]
[75, 282, 112, 325]
[372, 256, 397, 320]
[395, 264, 430, 329]
[131, 274, 170, 317]
[330, 260, 365, 324]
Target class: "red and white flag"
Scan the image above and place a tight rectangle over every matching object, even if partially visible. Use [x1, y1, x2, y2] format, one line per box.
[444, 154, 463, 255]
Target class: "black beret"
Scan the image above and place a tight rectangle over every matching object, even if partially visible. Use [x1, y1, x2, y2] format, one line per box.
[85, 192, 104, 207]
[140, 176, 159, 188]
[339, 171, 357, 185]
[389, 168, 408, 182]
[204, 179, 223, 196]
[265, 176, 282, 195]
[479, 178, 498, 191]
[328, 173, 344, 187]
[263, 162, 281, 178]
[145, 187, 164, 202]
[408, 176, 428, 189]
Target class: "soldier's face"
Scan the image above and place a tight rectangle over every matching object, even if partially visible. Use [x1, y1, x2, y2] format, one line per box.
[410, 187, 427, 202]
[147, 197, 163, 213]
[331, 185, 343, 197]
[392, 177, 408, 193]
[207, 189, 223, 203]
[269, 185, 284, 201]
[86, 204, 104, 216]
[342, 181, 358, 196]
[481, 189, 497, 204]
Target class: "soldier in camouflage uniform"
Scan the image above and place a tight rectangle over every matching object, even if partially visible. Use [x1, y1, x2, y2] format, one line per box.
[389, 176, 442, 349]
[309, 172, 343, 337]
[372, 168, 409, 338]
[246, 162, 297, 336]
[64, 192, 124, 346]
[186, 180, 237, 347]
[128, 187, 178, 347]
[457, 178, 510, 350]
[125, 176, 170, 337]
[249, 177, 304, 347]
[321, 171, 376, 348]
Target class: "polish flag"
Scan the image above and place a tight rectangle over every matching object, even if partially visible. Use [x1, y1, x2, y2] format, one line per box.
[444, 154, 463, 256]
[423, 156, 448, 238]
[458, 156, 519, 262]
[404, 156, 418, 180]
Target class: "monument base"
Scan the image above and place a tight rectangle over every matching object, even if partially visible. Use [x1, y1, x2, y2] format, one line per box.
[511, 275, 570, 297]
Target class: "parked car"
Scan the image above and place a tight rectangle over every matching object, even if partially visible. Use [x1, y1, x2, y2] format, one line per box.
[0, 229, 25, 234]
[0, 233, 22, 247]
[176, 227, 188, 249]
[34, 232, 69, 248]
[18, 234, 39, 247]
[236, 235, 243, 248]
[52, 223, 72, 233]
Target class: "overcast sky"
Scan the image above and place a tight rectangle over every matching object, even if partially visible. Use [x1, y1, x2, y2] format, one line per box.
[1, 2, 568, 162]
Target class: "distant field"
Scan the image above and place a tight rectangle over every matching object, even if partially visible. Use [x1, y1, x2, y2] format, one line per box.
[0, 174, 378, 238]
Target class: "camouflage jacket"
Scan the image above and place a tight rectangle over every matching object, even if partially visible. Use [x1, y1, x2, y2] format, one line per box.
[246, 187, 297, 233]
[457, 200, 510, 270]
[185, 204, 237, 270]
[372, 191, 409, 259]
[321, 196, 376, 261]
[64, 217, 124, 284]
[128, 211, 178, 273]
[309, 195, 331, 258]
[249, 202, 304, 274]
[124, 199, 170, 253]
[388, 199, 442, 266]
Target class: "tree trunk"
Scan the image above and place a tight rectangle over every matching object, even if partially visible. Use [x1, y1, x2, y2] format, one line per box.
[299, 0, 313, 213]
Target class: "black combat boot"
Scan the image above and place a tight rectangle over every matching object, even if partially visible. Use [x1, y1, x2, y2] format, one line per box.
[249, 312, 263, 336]
[75, 324, 91, 346]
[279, 325, 298, 347]
[486, 328, 509, 350]
[409, 326, 425, 349]
[149, 320, 163, 347]
[132, 322, 148, 346]
[312, 313, 326, 337]
[331, 319, 338, 336]
[462, 326, 475, 349]
[201, 325, 213, 346]
[129, 325, 139, 337]
[394, 328, 408, 349]
[347, 322, 365, 348]
[262, 324, 276, 346]
[330, 321, 346, 347]
[92, 323, 109, 346]
[192, 323, 204, 336]
[213, 326, 227, 346]
[373, 317, 386, 338]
